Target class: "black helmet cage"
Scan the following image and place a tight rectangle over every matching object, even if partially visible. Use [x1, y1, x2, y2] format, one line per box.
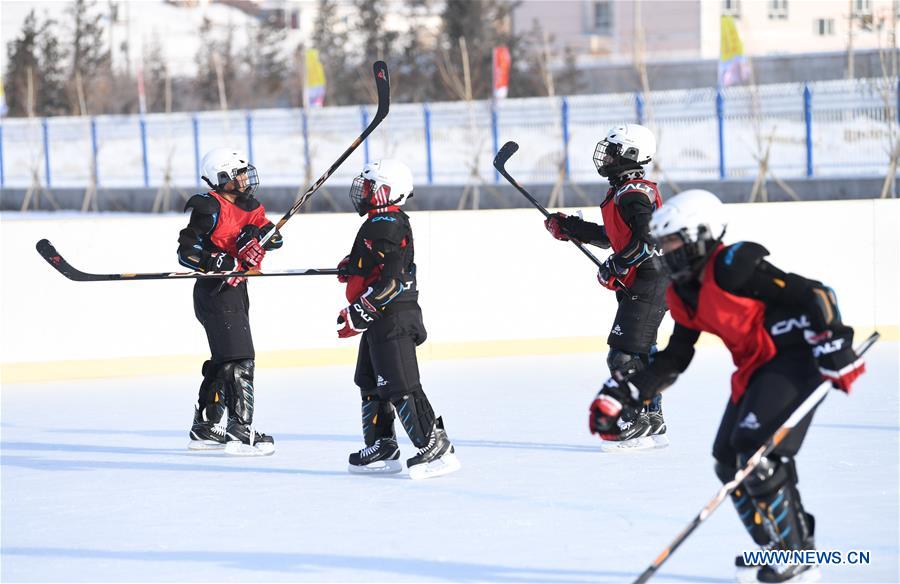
[205, 164, 259, 197]
[349, 175, 409, 216]
[593, 139, 647, 178]
[658, 224, 725, 284]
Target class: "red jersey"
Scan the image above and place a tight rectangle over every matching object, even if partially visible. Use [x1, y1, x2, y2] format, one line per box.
[666, 245, 778, 403]
[207, 191, 271, 257]
[600, 179, 662, 287]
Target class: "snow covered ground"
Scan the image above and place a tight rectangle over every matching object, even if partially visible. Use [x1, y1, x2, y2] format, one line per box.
[2, 344, 898, 583]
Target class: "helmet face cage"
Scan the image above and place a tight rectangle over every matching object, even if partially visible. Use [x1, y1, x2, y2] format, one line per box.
[658, 225, 719, 284]
[593, 139, 642, 178]
[350, 176, 375, 215]
[214, 163, 259, 198]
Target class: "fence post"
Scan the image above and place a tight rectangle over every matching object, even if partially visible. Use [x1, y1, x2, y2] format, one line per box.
[139, 117, 149, 187]
[245, 111, 254, 163]
[561, 96, 571, 180]
[716, 88, 725, 180]
[360, 106, 370, 164]
[423, 103, 434, 185]
[90, 117, 99, 186]
[42, 118, 52, 188]
[803, 84, 813, 178]
[635, 92, 645, 125]
[491, 102, 499, 183]
[192, 115, 201, 187]
[0, 124, 4, 189]
[301, 108, 311, 183]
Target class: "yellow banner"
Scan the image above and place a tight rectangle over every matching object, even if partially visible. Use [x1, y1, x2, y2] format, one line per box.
[305, 49, 326, 107]
[720, 15, 744, 63]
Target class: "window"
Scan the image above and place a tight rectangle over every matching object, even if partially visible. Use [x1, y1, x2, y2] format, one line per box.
[723, 0, 741, 18]
[593, 1, 612, 34]
[814, 18, 835, 35]
[852, 0, 872, 17]
[768, 0, 788, 20]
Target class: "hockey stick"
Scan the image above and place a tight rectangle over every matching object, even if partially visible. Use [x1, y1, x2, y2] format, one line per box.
[210, 61, 390, 294]
[36, 239, 338, 282]
[632, 330, 881, 584]
[492, 141, 636, 299]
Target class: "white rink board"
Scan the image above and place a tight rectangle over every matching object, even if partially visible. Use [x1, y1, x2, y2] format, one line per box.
[1, 199, 898, 365]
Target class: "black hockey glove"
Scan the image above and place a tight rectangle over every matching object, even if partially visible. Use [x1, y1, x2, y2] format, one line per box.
[202, 252, 237, 273]
[588, 375, 642, 439]
[806, 325, 865, 393]
[337, 288, 381, 338]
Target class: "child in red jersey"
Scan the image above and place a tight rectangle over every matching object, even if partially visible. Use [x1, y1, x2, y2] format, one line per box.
[177, 147, 283, 456]
[591, 190, 866, 582]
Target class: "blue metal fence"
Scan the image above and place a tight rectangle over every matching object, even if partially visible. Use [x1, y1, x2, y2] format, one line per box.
[0, 78, 895, 190]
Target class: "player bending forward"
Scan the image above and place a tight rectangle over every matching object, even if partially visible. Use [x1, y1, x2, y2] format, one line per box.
[590, 190, 866, 582]
[178, 148, 283, 456]
[336, 159, 460, 480]
[545, 124, 669, 451]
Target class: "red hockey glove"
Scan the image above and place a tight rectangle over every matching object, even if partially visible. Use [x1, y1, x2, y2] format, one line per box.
[236, 225, 266, 268]
[544, 213, 574, 241]
[226, 262, 248, 287]
[597, 257, 628, 291]
[337, 255, 351, 284]
[806, 325, 865, 393]
[589, 375, 641, 439]
[337, 288, 381, 338]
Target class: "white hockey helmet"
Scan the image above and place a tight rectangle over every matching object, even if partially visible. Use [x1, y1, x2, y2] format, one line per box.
[200, 147, 259, 197]
[593, 123, 657, 178]
[649, 189, 727, 283]
[350, 158, 414, 216]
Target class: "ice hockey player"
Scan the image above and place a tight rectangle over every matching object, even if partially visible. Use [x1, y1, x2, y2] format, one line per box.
[589, 190, 867, 582]
[336, 158, 460, 480]
[544, 123, 669, 451]
[177, 147, 283, 456]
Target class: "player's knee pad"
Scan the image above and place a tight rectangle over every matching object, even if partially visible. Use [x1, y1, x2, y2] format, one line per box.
[220, 359, 255, 425]
[740, 454, 792, 497]
[390, 389, 436, 449]
[716, 459, 770, 545]
[607, 349, 646, 378]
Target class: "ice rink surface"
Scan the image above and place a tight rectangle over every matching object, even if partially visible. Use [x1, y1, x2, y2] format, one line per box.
[2, 344, 898, 583]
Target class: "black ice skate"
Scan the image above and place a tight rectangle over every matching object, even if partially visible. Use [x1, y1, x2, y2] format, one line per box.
[599, 409, 654, 452]
[225, 419, 275, 456]
[647, 404, 669, 449]
[406, 417, 461, 480]
[188, 404, 226, 451]
[348, 437, 402, 474]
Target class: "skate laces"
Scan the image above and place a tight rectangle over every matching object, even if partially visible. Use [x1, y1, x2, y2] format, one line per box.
[360, 440, 382, 457]
[414, 433, 437, 456]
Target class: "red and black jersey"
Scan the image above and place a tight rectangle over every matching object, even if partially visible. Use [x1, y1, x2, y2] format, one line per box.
[600, 178, 663, 287]
[666, 244, 778, 402]
[177, 191, 281, 271]
[343, 209, 418, 310]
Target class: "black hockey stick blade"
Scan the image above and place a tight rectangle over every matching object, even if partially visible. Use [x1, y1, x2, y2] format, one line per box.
[632, 331, 881, 584]
[36, 239, 338, 282]
[492, 140, 519, 172]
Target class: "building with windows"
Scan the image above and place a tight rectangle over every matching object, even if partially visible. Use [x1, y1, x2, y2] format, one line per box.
[512, 0, 899, 63]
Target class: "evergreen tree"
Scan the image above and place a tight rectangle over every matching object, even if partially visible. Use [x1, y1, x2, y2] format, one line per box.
[311, 0, 353, 105]
[4, 10, 41, 117]
[249, 13, 288, 107]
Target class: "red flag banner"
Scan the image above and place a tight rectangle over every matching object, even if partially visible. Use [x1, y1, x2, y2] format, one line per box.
[493, 45, 511, 100]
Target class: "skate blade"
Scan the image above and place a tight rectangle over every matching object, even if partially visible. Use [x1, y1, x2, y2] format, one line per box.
[408, 452, 461, 480]
[599, 436, 655, 452]
[734, 567, 757, 584]
[347, 459, 403, 475]
[187, 440, 226, 451]
[224, 441, 275, 457]
[651, 434, 670, 449]
[741, 566, 820, 583]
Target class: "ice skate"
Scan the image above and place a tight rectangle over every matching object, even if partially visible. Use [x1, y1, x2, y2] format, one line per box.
[599, 410, 654, 452]
[348, 437, 403, 474]
[647, 400, 669, 448]
[225, 420, 275, 456]
[188, 404, 226, 451]
[406, 417, 461, 480]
